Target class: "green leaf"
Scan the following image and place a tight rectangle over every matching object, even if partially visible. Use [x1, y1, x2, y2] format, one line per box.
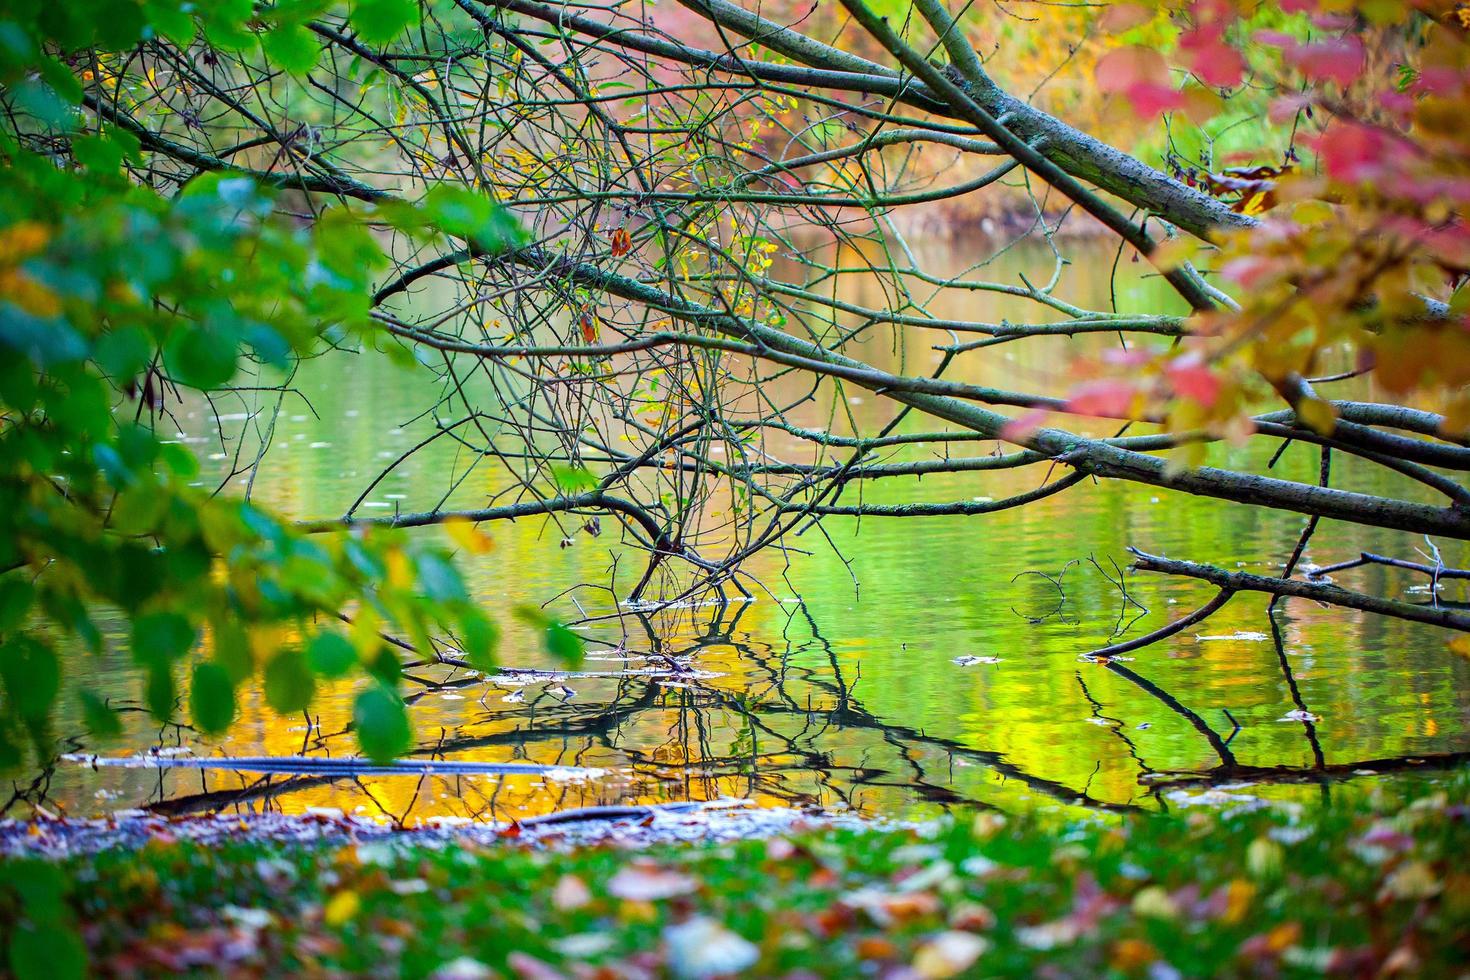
[0, 577, 35, 632]
[422, 185, 525, 251]
[92, 326, 153, 383]
[458, 606, 499, 672]
[144, 0, 199, 44]
[163, 324, 238, 389]
[307, 631, 357, 679]
[263, 23, 320, 74]
[211, 617, 254, 684]
[78, 691, 123, 740]
[7, 920, 86, 980]
[352, 0, 420, 45]
[544, 621, 584, 666]
[69, 133, 125, 174]
[551, 465, 597, 493]
[264, 649, 316, 714]
[145, 661, 175, 722]
[0, 638, 59, 722]
[131, 612, 197, 665]
[189, 662, 236, 734]
[353, 683, 411, 762]
[413, 551, 465, 602]
[364, 644, 401, 686]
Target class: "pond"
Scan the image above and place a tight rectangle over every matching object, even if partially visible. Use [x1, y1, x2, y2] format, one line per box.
[30, 235, 1470, 824]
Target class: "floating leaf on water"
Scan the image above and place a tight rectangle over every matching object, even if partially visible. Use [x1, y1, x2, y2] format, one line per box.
[1279, 709, 1320, 723]
[952, 655, 1002, 666]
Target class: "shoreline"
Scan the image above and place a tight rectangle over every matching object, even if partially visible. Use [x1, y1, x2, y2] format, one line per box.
[3, 777, 1466, 977]
[0, 800, 887, 859]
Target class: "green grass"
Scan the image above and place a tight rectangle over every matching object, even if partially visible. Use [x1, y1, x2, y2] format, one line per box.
[3, 780, 1469, 977]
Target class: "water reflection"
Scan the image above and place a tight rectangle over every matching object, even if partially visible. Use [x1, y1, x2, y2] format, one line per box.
[25, 594, 1470, 825]
[14, 238, 1470, 822]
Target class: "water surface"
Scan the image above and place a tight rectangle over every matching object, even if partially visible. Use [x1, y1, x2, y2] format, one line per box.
[29, 237, 1470, 823]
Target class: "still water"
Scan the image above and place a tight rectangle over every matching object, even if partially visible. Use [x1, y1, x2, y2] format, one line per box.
[29, 237, 1470, 823]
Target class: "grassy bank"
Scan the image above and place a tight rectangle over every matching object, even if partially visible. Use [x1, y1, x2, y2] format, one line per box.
[3, 781, 1468, 978]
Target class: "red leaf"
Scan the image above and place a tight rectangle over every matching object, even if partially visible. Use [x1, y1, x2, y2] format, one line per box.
[1286, 36, 1365, 87]
[1310, 123, 1400, 183]
[1268, 94, 1314, 123]
[1066, 380, 1137, 418]
[1097, 47, 1188, 116]
[1219, 255, 1277, 290]
[999, 408, 1050, 442]
[1166, 355, 1222, 407]
[1096, 46, 1171, 94]
[1128, 85, 1188, 116]
[1097, 3, 1153, 34]
[1180, 29, 1245, 87]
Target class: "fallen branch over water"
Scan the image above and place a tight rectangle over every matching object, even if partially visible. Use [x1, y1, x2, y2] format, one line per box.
[1127, 548, 1470, 631]
[61, 754, 605, 780]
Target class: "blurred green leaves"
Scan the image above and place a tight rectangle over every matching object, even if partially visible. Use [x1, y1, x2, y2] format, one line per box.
[514, 605, 585, 666]
[264, 650, 317, 715]
[353, 0, 422, 45]
[354, 683, 411, 762]
[0, 0, 518, 775]
[189, 662, 236, 735]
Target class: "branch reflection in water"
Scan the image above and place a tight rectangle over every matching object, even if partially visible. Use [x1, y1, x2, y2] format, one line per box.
[29, 598, 1470, 826]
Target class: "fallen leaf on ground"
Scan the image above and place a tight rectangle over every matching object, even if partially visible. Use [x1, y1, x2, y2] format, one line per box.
[607, 863, 698, 901]
[552, 873, 592, 910]
[664, 916, 760, 978]
[913, 931, 989, 978]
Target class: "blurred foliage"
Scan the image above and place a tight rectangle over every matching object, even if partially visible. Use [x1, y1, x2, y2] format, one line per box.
[0, 0, 576, 768]
[1, 775, 1468, 977]
[1017, 1, 1470, 456]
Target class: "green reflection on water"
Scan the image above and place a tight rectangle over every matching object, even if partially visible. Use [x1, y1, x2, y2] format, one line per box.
[34, 240, 1470, 822]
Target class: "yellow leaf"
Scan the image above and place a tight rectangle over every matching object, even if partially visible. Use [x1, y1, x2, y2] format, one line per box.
[1295, 397, 1338, 435]
[1110, 938, 1158, 971]
[324, 890, 361, 927]
[1152, 236, 1202, 272]
[0, 220, 50, 264]
[385, 547, 412, 589]
[913, 931, 989, 978]
[1223, 879, 1256, 925]
[1131, 885, 1178, 920]
[1180, 86, 1224, 125]
[444, 516, 493, 555]
[1292, 200, 1334, 226]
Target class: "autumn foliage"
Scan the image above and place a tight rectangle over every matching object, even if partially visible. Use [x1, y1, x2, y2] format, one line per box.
[1084, 1, 1470, 448]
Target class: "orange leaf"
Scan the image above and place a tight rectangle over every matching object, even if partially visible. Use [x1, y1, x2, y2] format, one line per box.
[1097, 3, 1153, 34]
